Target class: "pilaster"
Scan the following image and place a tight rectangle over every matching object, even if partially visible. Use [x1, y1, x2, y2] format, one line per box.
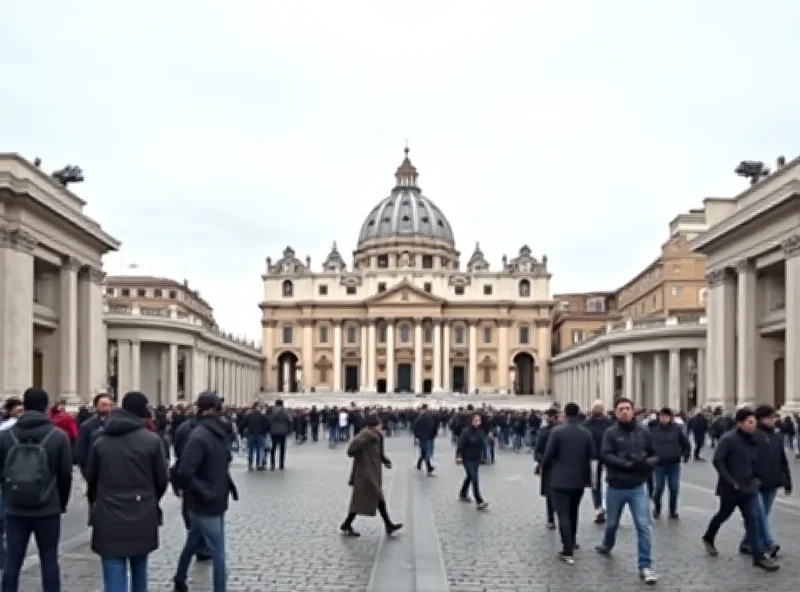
[705, 267, 736, 409]
[736, 259, 757, 407]
[781, 236, 800, 412]
[78, 266, 107, 403]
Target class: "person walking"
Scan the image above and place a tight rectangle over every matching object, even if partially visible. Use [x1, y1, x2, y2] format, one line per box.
[701, 407, 779, 571]
[456, 412, 489, 510]
[583, 400, 612, 524]
[595, 397, 659, 585]
[269, 399, 291, 470]
[0, 388, 73, 592]
[413, 404, 437, 476]
[86, 391, 169, 592]
[0, 397, 23, 569]
[542, 403, 596, 565]
[339, 415, 402, 537]
[534, 408, 560, 529]
[649, 407, 690, 519]
[242, 403, 269, 471]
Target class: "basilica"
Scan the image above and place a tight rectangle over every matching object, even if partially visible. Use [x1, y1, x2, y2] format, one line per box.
[259, 149, 554, 396]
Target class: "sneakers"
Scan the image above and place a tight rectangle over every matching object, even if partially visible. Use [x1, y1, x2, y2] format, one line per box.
[476, 501, 489, 511]
[702, 537, 719, 557]
[639, 567, 658, 585]
[594, 509, 606, 524]
[173, 580, 189, 592]
[594, 544, 611, 555]
[458, 494, 472, 502]
[545, 519, 556, 530]
[340, 525, 361, 537]
[558, 552, 575, 565]
[386, 522, 404, 536]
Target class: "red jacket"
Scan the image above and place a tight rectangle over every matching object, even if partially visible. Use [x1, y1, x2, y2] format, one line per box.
[49, 407, 78, 445]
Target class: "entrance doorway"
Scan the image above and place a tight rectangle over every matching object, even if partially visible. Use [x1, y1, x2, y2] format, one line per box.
[377, 378, 387, 393]
[423, 379, 432, 394]
[452, 366, 465, 393]
[774, 357, 785, 408]
[32, 350, 43, 388]
[344, 365, 359, 392]
[513, 353, 535, 394]
[277, 351, 299, 393]
[397, 363, 412, 392]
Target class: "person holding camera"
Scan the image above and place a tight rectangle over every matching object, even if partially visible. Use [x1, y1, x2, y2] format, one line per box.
[594, 397, 659, 585]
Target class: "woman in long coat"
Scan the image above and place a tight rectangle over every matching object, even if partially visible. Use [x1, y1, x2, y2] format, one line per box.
[339, 415, 403, 537]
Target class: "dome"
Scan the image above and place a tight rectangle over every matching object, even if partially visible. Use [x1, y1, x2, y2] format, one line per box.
[357, 148, 455, 246]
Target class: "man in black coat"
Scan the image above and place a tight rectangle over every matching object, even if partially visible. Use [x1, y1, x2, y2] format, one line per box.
[172, 392, 238, 592]
[0, 388, 73, 592]
[534, 408, 560, 529]
[86, 391, 168, 589]
[269, 399, 292, 470]
[649, 407, 690, 519]
[413, 404, 437, 475]
[74, 393, 114, 478]
[542, 403, 596, 564]
[583, 400, 612, 524]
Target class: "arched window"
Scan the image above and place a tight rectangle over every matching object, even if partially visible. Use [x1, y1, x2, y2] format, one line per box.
[282, 280, 293, 297]
[518, 279, 530, 297]
[454, 326, 465, 344]
[399, 324, 410, 343]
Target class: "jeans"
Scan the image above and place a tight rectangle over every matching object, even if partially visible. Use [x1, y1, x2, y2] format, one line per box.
[591, 464, 604, 509]
[460, 461, 484, 504]
[328, 426, 338, 443]
[101, 555, 148, 592]
[180, 498, 210, 556]
[652, 463, 681, 514]
[551, 488, 584, 556]
[270, 434, 287, 468]
[175, 513, 226, 592]
[602, 484, 652, 569]
[740, 488, 777, 551]
[417, 439, 433, 471]
[247, 434, 266, 467]
[704, 492, 762, 564]
[2, 514, 61, 592]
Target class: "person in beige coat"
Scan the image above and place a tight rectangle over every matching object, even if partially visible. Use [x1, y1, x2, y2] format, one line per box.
[340, 414, 403, 537]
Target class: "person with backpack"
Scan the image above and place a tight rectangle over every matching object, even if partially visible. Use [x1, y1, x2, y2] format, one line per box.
[0, 388, 73, 592]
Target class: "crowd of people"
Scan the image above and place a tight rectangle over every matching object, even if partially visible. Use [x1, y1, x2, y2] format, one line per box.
[0, 388, 796, 590]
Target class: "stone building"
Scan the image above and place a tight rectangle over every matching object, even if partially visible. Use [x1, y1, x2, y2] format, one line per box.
[551, 292, 620, 356]
[692, 155, 800, 412]
[260, 149, 554, 395]
[0, 154, 119, 403]
[105, 276, 262, 406]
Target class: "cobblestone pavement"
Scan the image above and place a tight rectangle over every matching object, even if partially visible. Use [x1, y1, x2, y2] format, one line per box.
[428, 437, 800, 592]
[20, 436, 416, 592]
[16, 434, 800, 591]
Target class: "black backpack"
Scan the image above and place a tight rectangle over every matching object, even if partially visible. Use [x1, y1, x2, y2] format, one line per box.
[3, 429, 56, 508]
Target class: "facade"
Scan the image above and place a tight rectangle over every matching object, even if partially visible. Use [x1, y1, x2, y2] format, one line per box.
[551, 208, 710, 411]
[551, 292, 620, 355]
[692, 155, 800, 412]
[105, 276, 262, 407]
[0, 154, 119, 403]
[616, 209, 708, 318]
[260, 149, 554, 395]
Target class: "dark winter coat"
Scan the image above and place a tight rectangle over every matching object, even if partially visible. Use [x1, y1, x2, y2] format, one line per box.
[86, 409, 169, 558]
[346, 429, 386, 516]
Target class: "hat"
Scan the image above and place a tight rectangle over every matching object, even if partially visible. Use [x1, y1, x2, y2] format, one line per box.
[365, 414, 381, 428]
[122, 391, 149, 418]
[196, 391, 219, 412]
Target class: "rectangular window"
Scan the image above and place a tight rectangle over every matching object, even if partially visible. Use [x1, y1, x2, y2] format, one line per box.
[586, 297, 605, 313]
[169, 290, 178, 299]
[672, 286, 681, 296]
[318, 285, 328, 296]
[560, 301, 571, 312]
[423, 282, 432, 293]
[347, 326, 356, 344]
[346, 286, 357, 295]
[483, 367, 491, 384]
[319, 367, 327, 382]
[319, 326, 328, 343]
[519, 326, 529, 344]
[454, 327, 464, 344]
[378, 326, 387, 343]
[282, 326, 293, 344]
[454, 286, 465, 296]
[377, 255, 389, 268]
[571, 329, 584, 344]
[154, 289, 163, 298]
[483, 285, 493, 295]
[422, 255, 433, 269]
[483, 327, 492, 343]
[378, 282, 387, 293]
[105, 288, 115, 296]
[424, 325, 433, 343]
[121, 288, 130, 297]
[399, 325, 410, 343]
[137, 289, 147, 297]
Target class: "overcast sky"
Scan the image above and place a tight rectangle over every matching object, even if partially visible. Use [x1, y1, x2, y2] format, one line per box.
[2, 1, 797, 341]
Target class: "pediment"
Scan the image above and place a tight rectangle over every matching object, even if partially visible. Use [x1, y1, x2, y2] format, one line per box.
[364, 279, 445, 306]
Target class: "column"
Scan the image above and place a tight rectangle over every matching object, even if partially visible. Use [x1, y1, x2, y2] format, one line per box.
[667, 349, 681, 410]
[633, 357, 642, 402]
[653, 352, 666, 411]
[367, 321, 376, 391]
[432, 320, 442, 391]
[736, 260, 757, 407]
[783, 237, 800, 411]
[360, 322, 368, 390]
[333, 321, 342, 391]
[281, 357, 290, 392]
[468, 322, 478, 394]
[442, 322, 451, 391]
[0, 228, 35, 397]
[78, 267, 107, 402]
[302, 321, 313, 393]
[706, 268, 736, 409]
[624, 353, 633, 399]
[117, 340, 131, 397]
[696, 348, 706, 408]
[59, 256, 80, 402]
[209, 356, 217, 393]
[603, 357, 615, 408]
[263, 322, 275, 391]
[168, 343, 178, 404]
[192, 349, 206, 397]
[414, 320, 423, 393]
[130, 340, 141, 391]
[497, 321, 510, 393]
[536, 322, 550, 395]
[386, 321, 395, 393]
[185, 348, 195, 400]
